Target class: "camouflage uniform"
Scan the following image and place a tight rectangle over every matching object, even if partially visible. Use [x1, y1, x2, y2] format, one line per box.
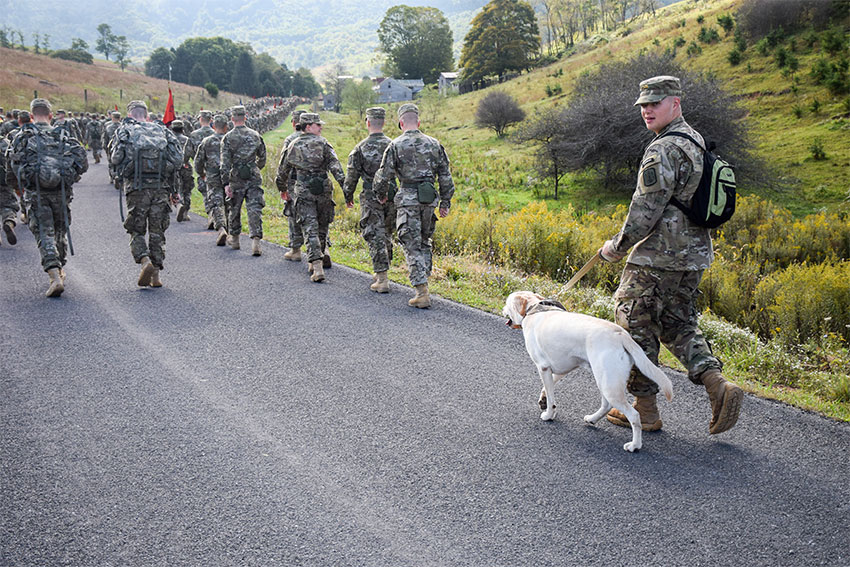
[276, 113, 344, 264]
[111, 101, 182, 271]
[607, 96, 720, 396]
[343, 107, 396, 274]
[186, 111, 215, 217]
[0, 134, 21, 241]
[86, 118, 103, 162]
[103, 113, 122, 187]
[171, 121, 194, 220]
[52, 112, 83, 142]
[194, 116, 227, 231]
[220, 106, 267, 240]
[375, 105, 454, 288]
[6, 99, 88, 272]
[275, 110, 305, 251]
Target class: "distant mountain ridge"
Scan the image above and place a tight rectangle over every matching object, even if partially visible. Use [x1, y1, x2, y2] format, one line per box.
[0, 0, 488, 74]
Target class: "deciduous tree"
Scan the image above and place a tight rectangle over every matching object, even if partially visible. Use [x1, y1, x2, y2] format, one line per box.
[460, 0, 540, 83]
[378, 5, 454, 84]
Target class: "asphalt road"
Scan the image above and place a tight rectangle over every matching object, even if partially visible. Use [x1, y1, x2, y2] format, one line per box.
[2, 162, 849, 567]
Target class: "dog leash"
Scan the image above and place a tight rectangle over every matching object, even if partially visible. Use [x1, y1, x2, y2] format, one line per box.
[559, 252, 601, 293]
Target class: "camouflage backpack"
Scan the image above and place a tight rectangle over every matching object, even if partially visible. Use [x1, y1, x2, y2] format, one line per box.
[15, 124, 84, 190]
[118, 121, 180, 188]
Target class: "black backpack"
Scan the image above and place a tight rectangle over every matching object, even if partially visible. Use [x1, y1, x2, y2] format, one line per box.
[658, 131, 736, 229]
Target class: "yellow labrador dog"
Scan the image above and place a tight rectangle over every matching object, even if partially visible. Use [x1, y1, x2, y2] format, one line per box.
[503, 291, 673, 452]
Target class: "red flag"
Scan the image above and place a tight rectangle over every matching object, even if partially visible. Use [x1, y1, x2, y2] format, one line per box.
[114, 104, 118, 111]
[163, 87, 176, 126]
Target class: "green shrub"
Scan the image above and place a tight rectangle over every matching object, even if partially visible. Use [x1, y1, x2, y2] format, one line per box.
[775, 45, 789, 67]
[821, 27, 847, 55]
[687, 41, 703, 57]
[792, 104, 804, 118]
[728, 48, 743, 66]
[698, 26, 721, 44]
[697, 15, 704, 24]
[734, 29, 747, 52]
[673, 36, 686, 48]
[755, 38, 771, 56]
[803, 29, 819, 49]
[809, 98, 821, 114]
[809, 137, 826, 160]
[204, 82, 219, 98]
[50, 49, 93, 64]
[717, 14, 735, 35]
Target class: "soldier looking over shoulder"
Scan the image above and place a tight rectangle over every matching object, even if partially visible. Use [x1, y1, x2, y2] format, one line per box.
[374, 103, 454, 309]
[599, 75, 743, 435]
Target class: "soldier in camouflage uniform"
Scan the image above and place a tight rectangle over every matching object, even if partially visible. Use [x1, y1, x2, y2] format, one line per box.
[374, 103, 454, 308]
[343, 106, 397, 293]
[86, 116, 104, 163]
[170, 120, 194, 222]
[6, 98, 88, 297]
[111, 100, 183, 288]
[600, 76, 743, 435]
[276, 113, 344, 282]
[103, 111, 122, 189]
[220, 105, 266, 256]
[0, 129, 20, 246]
[194, 114, 229, 246]
[52, 109, 83, 142]
[186, 110, 215, 229]
[274, 109, 306, 262]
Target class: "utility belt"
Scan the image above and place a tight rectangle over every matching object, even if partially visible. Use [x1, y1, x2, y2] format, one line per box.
[298, 170, 328, 195]
[401, 179, 437, 204]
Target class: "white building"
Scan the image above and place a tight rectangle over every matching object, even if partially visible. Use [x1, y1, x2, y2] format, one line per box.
[438, 72, 460, 95]
[374, 78, 425, 103]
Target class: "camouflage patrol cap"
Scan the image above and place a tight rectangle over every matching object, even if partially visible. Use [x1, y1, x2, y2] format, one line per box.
[290, 109, 304, 122]
[198, 110, 212, 119]
[171, 119, 184, 129]
[18, 110, 31, 122]
[56, 109, 67, 115]
[127, 100, 148, 112]
[111, 111, 121, 118]
[213, 114, 228, 127]
[366, 107, 386, 120]
[299, 112, 325, 126]
[397, 103, 419, 118]
[231, 105, 247, 116]
[30, 99, 52, 113]
[634, 75, 682, 106]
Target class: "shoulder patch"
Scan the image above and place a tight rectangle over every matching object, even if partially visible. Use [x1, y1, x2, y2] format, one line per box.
[638, 152, 661, 194]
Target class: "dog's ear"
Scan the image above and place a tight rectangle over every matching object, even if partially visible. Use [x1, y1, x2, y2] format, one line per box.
[516, 295, 529, 317]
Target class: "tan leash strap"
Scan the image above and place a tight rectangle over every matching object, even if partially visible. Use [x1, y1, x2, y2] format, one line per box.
[561, 253, 601, 292]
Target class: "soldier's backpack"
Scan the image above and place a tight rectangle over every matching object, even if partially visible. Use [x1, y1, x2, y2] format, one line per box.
[119, 121, 179, 188]
[659, 131, 736, 229]
[17, 124, 81, 190]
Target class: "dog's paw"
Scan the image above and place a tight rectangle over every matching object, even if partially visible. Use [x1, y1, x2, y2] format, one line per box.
[583, 414, 596, 424]
[540, 408, 557, 421]
[538, 393, 548, 411]
[623, 441, 641, 453]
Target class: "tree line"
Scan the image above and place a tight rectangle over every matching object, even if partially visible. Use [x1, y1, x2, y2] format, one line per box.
[144, 37, 321, 99]
[1, 22, 131, 69]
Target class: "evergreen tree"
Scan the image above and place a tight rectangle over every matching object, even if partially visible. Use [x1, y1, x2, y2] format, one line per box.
[459, 0, 540, 83]
[188, 62, 210, 87]
[232, 51, 258, 96]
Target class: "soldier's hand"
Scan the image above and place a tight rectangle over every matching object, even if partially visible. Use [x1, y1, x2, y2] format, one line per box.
[170, 193, 180, 206]
[377, 195, 387, 205]
[225, 185, 232, 199]
[346, 201, 354, 209]
[438, 206, 449, 218]
[280, 191, 289, 201]
[599, 240, 626, 263]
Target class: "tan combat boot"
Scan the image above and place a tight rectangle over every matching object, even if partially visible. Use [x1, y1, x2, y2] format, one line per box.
[310, 259, 325, 282]
[701, 369, 743, 434]
[59, 268, 66, 283]
[207, 218, 215, 230]
[45, 268, 64, 297]
[149, 268, 162, 288]
[323, 252, 332, 269]
[94, 153, 100, 164]
[176, 204, 189, 222]
[228, 233, 240, 250]
[251, 237, 262, 256]
[137, 256, 155, 287]
[284, 246, 302, 261]
[216, 227, 227, 246]
[408, 283, 431, 308]
[606, 395, 663, 431]
[370, 271, 390, 293]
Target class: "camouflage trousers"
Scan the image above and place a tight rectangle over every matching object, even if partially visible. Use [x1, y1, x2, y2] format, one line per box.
[205, 179, 227, 231]
[178, 166, 195, 209]
[25, 189, 71, 271]
[295, 189, 334, 262]
[89, 140, 102, 159]
[227, 181, 265, 239]
[197, 176, 210, 213]
[1, 183, 20, 225]
[360, 197, 396, 273]
[396, 203, 436, 287]
[288, 211, 304, 249]
[614, 264, 721, 397]
[124, 187, 171, 269]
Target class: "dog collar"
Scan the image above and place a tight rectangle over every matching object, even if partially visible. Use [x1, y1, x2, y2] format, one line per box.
[525, 299, 567, 317]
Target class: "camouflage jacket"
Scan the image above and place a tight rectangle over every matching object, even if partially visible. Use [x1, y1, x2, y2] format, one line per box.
[276, 132, 345, 195]
[103, 121, 121, 158]
[185, 125, 214, 166]
[343, 132, 393, 203]
[220, 125, 266, 186]
[86, 120, 103, 145]
[174, 133, 190, 171]
[610, 116, 713, 271]
[194, 133, 225, 185]
[51, 118, 83, 142]
[273, 130, 302, 193]
[374, 129, 454, 210]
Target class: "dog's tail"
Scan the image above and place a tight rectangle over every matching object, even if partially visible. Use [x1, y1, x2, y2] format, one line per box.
[620, 331, 674, 402]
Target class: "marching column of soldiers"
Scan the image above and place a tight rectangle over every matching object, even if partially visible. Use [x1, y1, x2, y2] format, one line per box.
[1, 96, 454, 309]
